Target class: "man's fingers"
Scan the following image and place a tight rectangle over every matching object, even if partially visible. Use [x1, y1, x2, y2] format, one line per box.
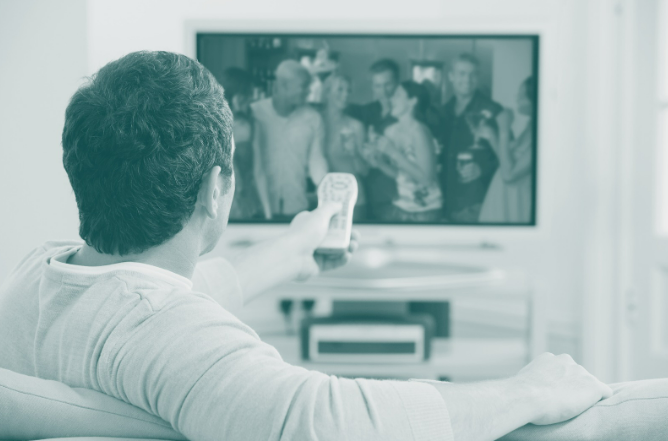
[314, 251, 351, 271]
[316, 201, 343, 220]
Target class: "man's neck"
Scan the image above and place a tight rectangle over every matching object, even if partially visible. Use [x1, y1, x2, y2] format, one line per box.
[455, 92, 475, 114]
[272, 96, 295, 117]
[67, 233, 200, 280]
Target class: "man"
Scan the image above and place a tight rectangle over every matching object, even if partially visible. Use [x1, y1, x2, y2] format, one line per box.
[251, 59, 328, 218]
[347, 59, 400, 220]
[439, 53, 503, 223]
[0, 51, 611, 441]
[219, 67, 266, 220]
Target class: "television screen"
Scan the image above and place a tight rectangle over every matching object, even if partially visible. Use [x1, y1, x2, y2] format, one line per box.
[197, 33, 538, 225]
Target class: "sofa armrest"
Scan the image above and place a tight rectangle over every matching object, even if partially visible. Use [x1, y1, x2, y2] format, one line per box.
[500, 379, 668, 441]
[0, 368, 185, 441]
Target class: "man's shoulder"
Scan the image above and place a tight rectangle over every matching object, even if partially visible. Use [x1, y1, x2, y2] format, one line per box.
[133, 284, 216, 313]
[293, 104, 324, 124]
[4, 241, 82, 281]
[78, 273, 218, 319]
[294, 103, 321, 116]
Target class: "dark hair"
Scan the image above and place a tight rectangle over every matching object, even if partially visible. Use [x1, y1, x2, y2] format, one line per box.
[220, 67, 253, 103]
[62, 51, 234, 255]
[522, 76, 536, 104]
[399, 80, 430, 123]
[370, 58, 400, 80]
[451, 52, 480, 70]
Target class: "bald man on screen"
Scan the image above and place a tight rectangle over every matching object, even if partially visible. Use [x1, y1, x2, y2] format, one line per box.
[251, 60, 328, 218]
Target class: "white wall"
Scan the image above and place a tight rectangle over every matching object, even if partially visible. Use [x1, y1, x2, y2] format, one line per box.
[0, 0, 86, 281]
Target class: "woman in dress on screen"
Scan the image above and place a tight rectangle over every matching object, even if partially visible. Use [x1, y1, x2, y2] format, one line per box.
[363, 80, 443, 222]
[321, 73, 369, 219]
[478, 76, 535, 223]
[220, 67, 270, 220]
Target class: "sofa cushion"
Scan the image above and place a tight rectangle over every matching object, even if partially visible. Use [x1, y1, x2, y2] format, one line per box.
[0, 368, 185, 441]
[500, 379, 668, 441]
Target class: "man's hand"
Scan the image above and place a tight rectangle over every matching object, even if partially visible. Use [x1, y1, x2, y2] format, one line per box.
[516, 352, 613, 425]
[430, 352, 613, 441]
[229, 202, 359, 303]
[288, 202, 359, 281]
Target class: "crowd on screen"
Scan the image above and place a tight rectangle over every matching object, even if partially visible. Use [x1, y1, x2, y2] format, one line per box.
[220, 52, 534, 224]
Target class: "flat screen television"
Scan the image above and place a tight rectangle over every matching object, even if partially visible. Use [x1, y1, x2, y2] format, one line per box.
[196, 33, 538, 230]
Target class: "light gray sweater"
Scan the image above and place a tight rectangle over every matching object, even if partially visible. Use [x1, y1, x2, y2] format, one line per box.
[0, 241, 453, 441]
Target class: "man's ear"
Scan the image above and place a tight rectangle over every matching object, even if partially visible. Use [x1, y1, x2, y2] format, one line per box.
[197, 166, 222, 219]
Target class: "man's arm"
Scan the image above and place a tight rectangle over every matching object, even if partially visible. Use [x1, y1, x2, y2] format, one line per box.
[430, 353, 613, 441]
[227, 203, 355, 303]
[100, 303, 611, 441]
[307, 113, 328, 185]
[193, 203, 354, 306]
[100, 290, 452, 441]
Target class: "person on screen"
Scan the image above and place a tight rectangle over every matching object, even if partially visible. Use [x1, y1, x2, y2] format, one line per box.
[346, 59, 400, 220]
[321, 73, 368, 220]
[251, 60, 328, 218]
[478, 76, 535, 223]
[438, 53, 502, 223]
[219, 67, 269, 220]
[0, 50, 614, 441]
[363, 81, 442, 222]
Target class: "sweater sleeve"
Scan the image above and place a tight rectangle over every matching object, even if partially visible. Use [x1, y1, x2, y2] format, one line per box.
[98, 293, 453, 441]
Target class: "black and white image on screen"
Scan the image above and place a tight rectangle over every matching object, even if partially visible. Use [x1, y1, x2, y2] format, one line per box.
[197, 35, 537, 225]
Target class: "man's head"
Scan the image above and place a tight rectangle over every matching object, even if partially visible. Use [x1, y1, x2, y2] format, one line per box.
[62, 51, 235, 256]
[448, 53, 480, 99]
[273, 60, 311, 111]
[369, 59, 400, 106]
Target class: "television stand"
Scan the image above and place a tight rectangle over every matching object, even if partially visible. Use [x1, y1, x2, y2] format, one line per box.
[261, 247, 544, 381]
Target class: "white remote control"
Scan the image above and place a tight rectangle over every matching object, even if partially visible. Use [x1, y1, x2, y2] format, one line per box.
[316, 173, 358, 254]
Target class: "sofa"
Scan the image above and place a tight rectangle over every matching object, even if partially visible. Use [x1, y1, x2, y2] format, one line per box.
[1, 367, 666, 441]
